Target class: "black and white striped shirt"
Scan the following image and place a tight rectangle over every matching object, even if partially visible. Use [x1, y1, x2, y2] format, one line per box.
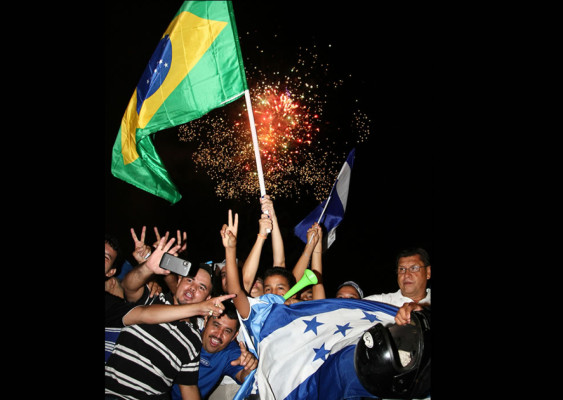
[105, 287, 202, 399]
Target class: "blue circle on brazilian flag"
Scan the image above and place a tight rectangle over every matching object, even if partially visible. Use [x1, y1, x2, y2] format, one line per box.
[136, 36, 172, 114]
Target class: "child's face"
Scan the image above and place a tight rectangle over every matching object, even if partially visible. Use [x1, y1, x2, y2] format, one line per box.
[263, 275, 291, 296]
[335, 286, 361, 299]
[250, 277, 264, 297]
[299, 287, 313, 300]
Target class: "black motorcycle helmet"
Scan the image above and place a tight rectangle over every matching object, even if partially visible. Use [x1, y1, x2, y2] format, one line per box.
[354, 307, 431, 399]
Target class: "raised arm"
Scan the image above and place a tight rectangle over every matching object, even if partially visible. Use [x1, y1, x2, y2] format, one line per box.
[130, 226, 184, 298]
[122, 293, 236, 325]
[241, 211, 272, 293]
[121, 236, 178, 302]
[130, 226, 152, 264]
[222, 210, 251, 319]
[310, 223, 326, 299]
[261, 195, 285, 267]
[291, 222, 320, 282]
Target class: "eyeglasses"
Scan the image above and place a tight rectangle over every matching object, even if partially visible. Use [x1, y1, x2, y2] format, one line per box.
[397, 265, 425, 274]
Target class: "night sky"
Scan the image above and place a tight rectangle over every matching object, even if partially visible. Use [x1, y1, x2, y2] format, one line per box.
[105, 0, 434, 297]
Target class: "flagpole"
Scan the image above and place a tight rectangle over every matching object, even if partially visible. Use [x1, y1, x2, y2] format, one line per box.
[316, 196, 331, 225]
[245, 89, 271, 233]
[244, 89, 266, 196]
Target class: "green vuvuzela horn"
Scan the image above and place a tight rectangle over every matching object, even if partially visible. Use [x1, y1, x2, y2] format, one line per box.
[283, 269, 318, 300]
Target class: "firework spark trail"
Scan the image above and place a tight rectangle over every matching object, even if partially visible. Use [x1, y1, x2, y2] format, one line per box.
[178, 42, 370, 202]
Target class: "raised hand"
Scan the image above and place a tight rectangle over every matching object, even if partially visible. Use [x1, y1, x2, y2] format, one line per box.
[152, 227, 170, 248]
[258, 213, 273, 237]
[306, 222, 321, 248]
[130, 226, 152, 263]
[260, 195, 275, 218]
[200, 293, 237, 318]
[230, 340, 258, 371]
[175, 229, 188, 255]
[144, 236, 179, 275]
[220, 209, 238, 249]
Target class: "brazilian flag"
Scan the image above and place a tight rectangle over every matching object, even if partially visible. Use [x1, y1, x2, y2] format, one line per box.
[111, 1, 248, 204]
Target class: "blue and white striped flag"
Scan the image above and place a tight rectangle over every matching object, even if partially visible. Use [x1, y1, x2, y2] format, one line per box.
[251, 298, 398, 400]
[294, 148, 355, 249]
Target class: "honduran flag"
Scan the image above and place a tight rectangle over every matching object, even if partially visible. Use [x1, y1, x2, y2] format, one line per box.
[294, 148, 355, 248]
[235, 298, 397, 400]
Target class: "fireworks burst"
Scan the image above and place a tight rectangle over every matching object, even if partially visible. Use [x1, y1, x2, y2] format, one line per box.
[178, 38, 371, 202]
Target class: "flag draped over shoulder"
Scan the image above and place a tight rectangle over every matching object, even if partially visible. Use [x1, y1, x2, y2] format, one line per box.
[294, 148, 355, 248]
[245, 298, 397, 400]
[111, 1, 248, 203]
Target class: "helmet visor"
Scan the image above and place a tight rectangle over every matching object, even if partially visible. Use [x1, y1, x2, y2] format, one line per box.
[387, 317, 422, 370]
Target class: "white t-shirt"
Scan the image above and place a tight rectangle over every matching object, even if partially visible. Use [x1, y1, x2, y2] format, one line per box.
[363, 288, 431, 307]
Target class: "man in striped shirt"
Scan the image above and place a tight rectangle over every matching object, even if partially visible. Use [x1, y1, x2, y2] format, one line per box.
[105, 236, 220, 400]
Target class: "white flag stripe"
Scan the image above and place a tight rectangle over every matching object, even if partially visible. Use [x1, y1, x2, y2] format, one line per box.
[326, 228, 337, 249]
[335, 161, 352, 211]
[293, 148, 355, 248]
[326, 160, 352, 248]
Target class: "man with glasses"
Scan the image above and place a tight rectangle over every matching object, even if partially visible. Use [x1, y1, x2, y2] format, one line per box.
[364, 247, 431, 306]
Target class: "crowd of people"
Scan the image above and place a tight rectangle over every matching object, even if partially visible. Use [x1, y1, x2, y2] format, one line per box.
[105, 196, 431, 400]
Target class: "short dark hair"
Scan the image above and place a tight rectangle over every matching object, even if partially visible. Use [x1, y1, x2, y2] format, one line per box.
[263, 267, 297, 288]
[221, 300, 240, 331]
[105, 233, 120, 256]
[396, 247, 430, 267]
[105, 233, 122, 273]
[185, 263, 216, 295]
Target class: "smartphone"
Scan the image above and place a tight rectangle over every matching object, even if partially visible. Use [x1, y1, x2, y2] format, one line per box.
[159, 253, 195, 276]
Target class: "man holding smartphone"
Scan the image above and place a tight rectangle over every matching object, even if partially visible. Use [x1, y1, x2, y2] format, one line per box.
[105, 236, 223, 400]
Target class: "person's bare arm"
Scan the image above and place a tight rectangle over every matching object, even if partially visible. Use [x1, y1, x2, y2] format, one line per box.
[310, 223, 326, 299]
[222, 210, 251, 318]
[121, 236, 177, 302]
[262, 195, 285, 267]
[241, 212, 272, 293]
[178, 384, 201, 400]
[130, 226, 152, 264]
[291, 223, 320, 282]
[122, 294, 236, 325]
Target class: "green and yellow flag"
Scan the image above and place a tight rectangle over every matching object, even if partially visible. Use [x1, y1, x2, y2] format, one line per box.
[111, 1, 248, 203]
